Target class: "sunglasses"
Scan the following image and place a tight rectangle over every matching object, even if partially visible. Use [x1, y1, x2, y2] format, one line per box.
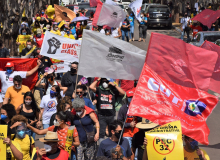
[76, 92, 83, 94]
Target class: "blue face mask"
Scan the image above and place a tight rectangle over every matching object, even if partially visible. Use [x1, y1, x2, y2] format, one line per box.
[50, 90, 57, 97]
[17, 130, 26, 139]
[190, 140, 198, 150]
[6, 68, 12, 74]
[42, 12, 44, 15]
[1, 115, 7, 120]
[22, 32, 26, 35]
[67, 31, 70, 34]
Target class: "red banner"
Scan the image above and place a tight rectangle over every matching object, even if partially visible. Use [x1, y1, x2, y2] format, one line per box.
[127, 64, 218, 145]
[191, 9, 220, 29]
[0, 58, 38, 90]
[92, 1, 103, 26]
[201, 41, 220, 93]
[146, 32, 218, 92]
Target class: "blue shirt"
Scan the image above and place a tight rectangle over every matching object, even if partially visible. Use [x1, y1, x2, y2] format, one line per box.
[128, 16, 134, 26]
[97, 138, 132, 158]
[72, 97, 95, 110]
[140, 17, 148, 25]
[71, 27, 76, 35]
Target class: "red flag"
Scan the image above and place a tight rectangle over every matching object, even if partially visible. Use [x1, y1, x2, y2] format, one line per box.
[201, 41, 220, 93]
[127, 64, 218, 145]
[0, 58, 38, 90]
[92, 1, 103, 26]
[191, 9, 220, 29]
[146, 33, 218, 91]
[90, 0, 99, 7]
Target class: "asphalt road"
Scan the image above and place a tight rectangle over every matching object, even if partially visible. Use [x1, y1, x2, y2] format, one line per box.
[35, 23, 220, 159]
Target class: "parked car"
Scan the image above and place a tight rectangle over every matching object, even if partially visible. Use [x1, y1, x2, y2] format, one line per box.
[145, 5, 172, 29]
[190, 31, 220, 47]
[141, 3, 159, 14]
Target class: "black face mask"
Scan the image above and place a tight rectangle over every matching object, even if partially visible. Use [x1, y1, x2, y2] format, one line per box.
[71, 68, 77, 73]
[114, 130, 122, 139]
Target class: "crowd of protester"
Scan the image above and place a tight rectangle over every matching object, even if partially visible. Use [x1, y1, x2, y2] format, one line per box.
[0, 3, 211, 160]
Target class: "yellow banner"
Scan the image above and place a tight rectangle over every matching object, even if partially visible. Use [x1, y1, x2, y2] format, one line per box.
[145, 121, 184, 160]
[65, 126, 74, 159]
[0, 125, 8, 159]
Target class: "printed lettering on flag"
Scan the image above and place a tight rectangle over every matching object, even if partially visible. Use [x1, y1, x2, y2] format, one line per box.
[50, 58, 70, 73]
[127, 64, 218, 145]
[129, 0, 143, 22]
[40, 31, 81, 63]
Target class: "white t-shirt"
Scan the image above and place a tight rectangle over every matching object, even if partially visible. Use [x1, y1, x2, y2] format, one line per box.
[111, 28, 119, 38]
[45, 81, 65, 97]
[0, 71, 27, 96]
[180, 17, 191, 29]
[100, 29, 105, 34]
[40, 94, 57, 124]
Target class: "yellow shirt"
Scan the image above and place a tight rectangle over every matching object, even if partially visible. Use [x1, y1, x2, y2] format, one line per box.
[50, 30, 61, 36]
[64, 34, 75, 39]
[5, 85, 30, 109]
[16, 35, 32, 53]
[6, 141, 22, 160]
[14, 135, 35, 160]
[184, 148, 210, 160]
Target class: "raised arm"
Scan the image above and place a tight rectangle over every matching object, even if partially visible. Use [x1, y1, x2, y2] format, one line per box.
[26, 59, 41, 77]
[89, 78, 101, 93]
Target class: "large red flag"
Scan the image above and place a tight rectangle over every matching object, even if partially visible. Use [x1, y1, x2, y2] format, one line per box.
[127, 64, 218, 145]
[146, 33, 218, 92]
[90, 0, 98, 7]
[191, 9, 220, 29]
[92, 1, 103, 26]
[201, 41, 220, 93]
[0, 58, 38, 90]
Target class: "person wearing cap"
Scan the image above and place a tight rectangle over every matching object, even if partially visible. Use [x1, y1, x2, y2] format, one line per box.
[131, 118, 158, 160]
[0, 58, 41, 103]
[34, 27, 45, 48]
[61, 61, 83, 97]
[90, 78, 125, 144]
[97, 120, 132, 159]
[3, 75, 30, 109]
[32, 131, 69, 160]
[117, 88, 141, 159]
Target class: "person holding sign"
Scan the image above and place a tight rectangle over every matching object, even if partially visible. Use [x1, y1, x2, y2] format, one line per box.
[184, 136, 209, 160]
[32, 131, 69, 160]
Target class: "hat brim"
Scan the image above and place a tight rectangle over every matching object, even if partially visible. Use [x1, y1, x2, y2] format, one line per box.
[39, 137, 61, 143]
[136, 122, 159, 129]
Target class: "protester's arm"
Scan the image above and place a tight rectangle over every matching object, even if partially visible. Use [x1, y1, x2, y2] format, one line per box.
[109, 82, 125, 96]
[3, 90, 10, 105]
[142, 137, 148, 160]
[16, 105, 22, 114]
[3, 98, 9, 105]
[4, 138, 23, 160]
[35, 73, 47, 88]
[90, 112, 99, 142]
[87, 99, 95, 110]
[89, 78, 101, 93]
[27, 123, 48, 135]
[196, 149, 207, 160]
[37, 108, 44, 128]
[73, 136, 80, 147]
[26, 59, 42, 77]
[36, 148, 46, 160]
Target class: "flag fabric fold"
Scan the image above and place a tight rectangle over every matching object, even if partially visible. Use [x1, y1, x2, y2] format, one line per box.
[97, 3, 126, 28]
[54, 4, 76, 22]
[191, 9, 220, 29]
[78, 30, 146, 80]
[92, 1, 103, 26]
[127, 63, 219, 145]
[201, 40, 220, 93]
[146, 32, 218, 92]
[129, 0, 143, 22]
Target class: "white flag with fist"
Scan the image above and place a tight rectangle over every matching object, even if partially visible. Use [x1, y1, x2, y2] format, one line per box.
[78, 30, 147, 80]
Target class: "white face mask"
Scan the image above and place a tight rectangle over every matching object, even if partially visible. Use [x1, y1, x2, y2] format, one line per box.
[102, 82, 108, 89]
[14, 85, 21, 90]
[44, 144, 52, 152]
[27, 45, 32, 49]
[76, 111, 83, 117]
[25, 100, 32, 105]
[53, 120, 60, 126]
[67, 109, 71, 112]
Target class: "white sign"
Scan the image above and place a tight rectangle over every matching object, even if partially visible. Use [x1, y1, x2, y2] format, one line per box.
[40, 31, 81, 63]
[51, 58, 70, 73]
[74, 6, 79, 13]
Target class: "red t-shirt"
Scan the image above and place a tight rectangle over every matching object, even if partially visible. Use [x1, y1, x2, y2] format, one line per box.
[48, 125, 78, 150]
[190, 25, 203, 38]
[34, 34, 44, 48]
[120, 80, 134, 92]
[42, 149, 69, 160]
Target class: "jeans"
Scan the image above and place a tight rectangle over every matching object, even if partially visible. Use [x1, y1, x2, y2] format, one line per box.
[98, 114, 115, 138]
[71, 151, 76, 160]
[180, 28, 190, 42]
[139, 25, 147, 39]
[130, 25, 134, 39]
[77, 142, 96, 160]
[26, 129, 36, 140]
[121, 30, 129, 42]
[43, 124, 50, 129]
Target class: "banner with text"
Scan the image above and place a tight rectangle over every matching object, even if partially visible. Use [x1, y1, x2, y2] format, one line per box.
[146, 121, 184, 160]
[51, 58, 70, 73]
[40, 31, 81, 63]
